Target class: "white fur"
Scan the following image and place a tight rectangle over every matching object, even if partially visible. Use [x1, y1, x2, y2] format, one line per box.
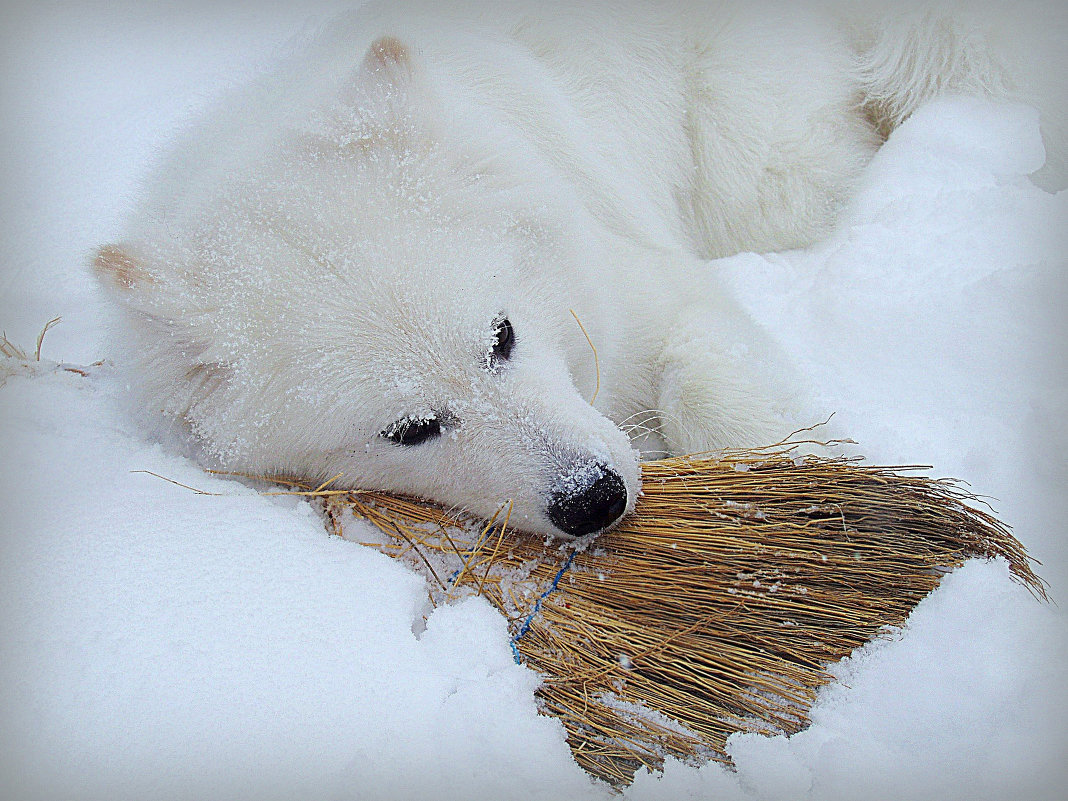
[94, 0, 1065, 537]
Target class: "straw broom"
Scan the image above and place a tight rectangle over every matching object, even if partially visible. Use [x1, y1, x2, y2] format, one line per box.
[320, 446, 1046, 788]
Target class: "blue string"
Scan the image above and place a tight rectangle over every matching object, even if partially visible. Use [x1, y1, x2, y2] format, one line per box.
[447, 527, 494, 585]
[510, 549, 578, 664]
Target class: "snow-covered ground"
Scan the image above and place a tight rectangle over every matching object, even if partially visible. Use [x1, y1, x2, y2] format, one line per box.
[1, 3, 1065, 800]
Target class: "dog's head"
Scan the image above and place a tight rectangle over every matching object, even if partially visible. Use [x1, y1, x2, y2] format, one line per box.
[94, 35, 640, 538]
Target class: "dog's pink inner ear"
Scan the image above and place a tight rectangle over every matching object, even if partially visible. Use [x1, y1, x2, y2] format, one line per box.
[93, 244, 148, 290]
[363, 35, 411, 75]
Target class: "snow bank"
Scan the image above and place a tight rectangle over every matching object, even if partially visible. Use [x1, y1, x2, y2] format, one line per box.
[1, 4, 1065, 800]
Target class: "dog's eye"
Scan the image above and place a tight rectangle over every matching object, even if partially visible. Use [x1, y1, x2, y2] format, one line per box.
[383, 415, 442, 446]
[492, 317, 515, 362]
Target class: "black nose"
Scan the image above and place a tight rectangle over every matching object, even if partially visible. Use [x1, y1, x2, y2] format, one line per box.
[547, 465, 628, 537]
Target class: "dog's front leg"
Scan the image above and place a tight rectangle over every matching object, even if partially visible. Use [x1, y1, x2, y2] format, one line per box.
[654, 300, 800, 457]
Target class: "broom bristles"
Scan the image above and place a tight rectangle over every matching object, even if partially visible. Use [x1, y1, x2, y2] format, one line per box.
[325, 448, 1046, 786]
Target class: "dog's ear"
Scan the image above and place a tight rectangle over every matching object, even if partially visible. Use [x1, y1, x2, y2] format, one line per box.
[356, 34, 419, 102]
[362, 35, 412, 77]
[95, 245, 235, 415]
[334, 34, 431, 152]
[93, 244, 152, 291]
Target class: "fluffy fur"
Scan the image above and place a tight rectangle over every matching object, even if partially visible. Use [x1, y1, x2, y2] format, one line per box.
[94, 0, 1064, 537]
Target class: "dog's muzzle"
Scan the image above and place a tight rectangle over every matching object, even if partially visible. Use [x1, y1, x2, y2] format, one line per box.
[547, 463, 628, 537]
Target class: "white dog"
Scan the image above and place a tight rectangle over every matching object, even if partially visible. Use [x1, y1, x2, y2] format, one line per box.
[94, 1, 1063, 537]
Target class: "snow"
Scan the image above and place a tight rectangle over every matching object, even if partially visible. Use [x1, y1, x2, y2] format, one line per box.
[1, 3, 1065, 800]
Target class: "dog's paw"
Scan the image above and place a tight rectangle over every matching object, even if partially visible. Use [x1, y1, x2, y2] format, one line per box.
[654, 304, 801, 456]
